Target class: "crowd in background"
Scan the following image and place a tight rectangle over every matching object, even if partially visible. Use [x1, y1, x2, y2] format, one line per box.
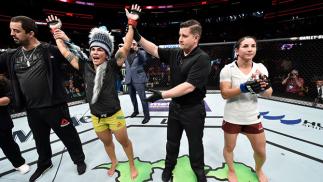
[0, 4, 322, 111]
[1, 36, 322, 110]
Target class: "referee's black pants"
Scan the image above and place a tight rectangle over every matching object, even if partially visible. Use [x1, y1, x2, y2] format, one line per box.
[26, 103, 85, 168]
[0, 129, 25, 168]
[165, 101, 206, 181]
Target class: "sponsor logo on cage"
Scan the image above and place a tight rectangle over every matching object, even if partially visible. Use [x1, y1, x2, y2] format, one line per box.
[298, 35, 323, 40]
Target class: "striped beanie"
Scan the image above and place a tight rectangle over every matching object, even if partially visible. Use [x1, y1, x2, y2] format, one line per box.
[88, 26, 114, 57]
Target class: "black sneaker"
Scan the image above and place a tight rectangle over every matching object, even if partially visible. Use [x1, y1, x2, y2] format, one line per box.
[130, 111, 139, 118]
[77, 162, 87, 175]
[161, 168, 172, 182]
[141, 117, 150, 124]
[29, 163, 53, 182]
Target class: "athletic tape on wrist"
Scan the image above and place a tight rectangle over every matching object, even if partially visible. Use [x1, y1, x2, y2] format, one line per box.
[128, 19, 137, 28]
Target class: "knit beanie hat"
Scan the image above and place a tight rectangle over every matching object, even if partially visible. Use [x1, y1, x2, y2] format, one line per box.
[89, 26, 114, 57]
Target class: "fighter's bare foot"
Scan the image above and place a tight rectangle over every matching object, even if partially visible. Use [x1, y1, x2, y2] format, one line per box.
[130, 166, 138, 180]
[228, 170, 238, 182]
[107, 162, 118, 176]
[256, 170, 268, 182]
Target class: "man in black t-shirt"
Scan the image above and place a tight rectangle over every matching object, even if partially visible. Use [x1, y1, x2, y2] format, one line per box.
[0, 16, 86, 182]
[136, 20, 211, 182]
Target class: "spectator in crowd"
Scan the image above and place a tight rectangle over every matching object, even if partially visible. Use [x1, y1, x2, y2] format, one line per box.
[115, 67, 124, 94]
[0, 75, 30, 175]
[313, 78, 323, 106]
[115, 44, 124, 95]
[280, 59, 292, 76]
[160, 62, 170, 86]
[282, 69, 305, 96]
[72, 73, 85, 95]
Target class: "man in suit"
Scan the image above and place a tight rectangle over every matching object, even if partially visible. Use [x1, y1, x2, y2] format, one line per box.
[125, 40, 150, 124]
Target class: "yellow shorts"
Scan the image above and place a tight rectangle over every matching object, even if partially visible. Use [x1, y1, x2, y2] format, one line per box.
[91, 110, 126, 132]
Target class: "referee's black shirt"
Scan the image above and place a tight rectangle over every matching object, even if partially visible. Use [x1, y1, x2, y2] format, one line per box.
[158, 46, 210, 105]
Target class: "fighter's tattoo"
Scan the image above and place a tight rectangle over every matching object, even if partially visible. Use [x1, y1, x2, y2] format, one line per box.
[66, 52, 77, 63]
